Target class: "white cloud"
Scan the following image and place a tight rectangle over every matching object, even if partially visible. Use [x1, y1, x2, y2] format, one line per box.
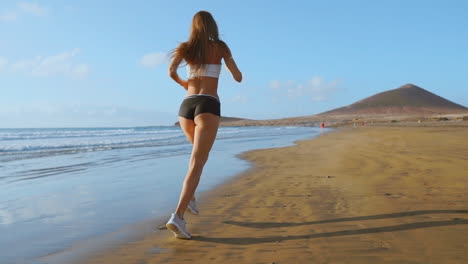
[17, 2, 48, 16]
[12, 56, 41, 71]
[0, 2, 48, 22]
[269, 76, 340, 102]
[270, 80, 295, 90]
[0, 57, 8, 70]
[71, 64, 90, 79]
[231, 95, 248, 103]
[7, 49, 90, 78]
[0, 11, 18, 22]
[140, 52, 167, 68]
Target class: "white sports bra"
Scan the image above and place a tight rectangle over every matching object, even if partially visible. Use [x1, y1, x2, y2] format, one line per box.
[187, 64, 221, 79]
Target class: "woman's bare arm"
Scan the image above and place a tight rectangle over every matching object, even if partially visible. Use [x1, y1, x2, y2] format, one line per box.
[168, 52, 188, 90]
[222, 43, 242, 83]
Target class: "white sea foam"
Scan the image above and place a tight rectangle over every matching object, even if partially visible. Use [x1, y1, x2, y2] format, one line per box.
[0, 126, 315, 161]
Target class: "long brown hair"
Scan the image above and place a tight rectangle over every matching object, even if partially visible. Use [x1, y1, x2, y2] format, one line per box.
[171, 11, 227, 70]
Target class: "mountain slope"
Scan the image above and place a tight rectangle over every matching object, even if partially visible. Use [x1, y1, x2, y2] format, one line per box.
[320, 84, 468, 115]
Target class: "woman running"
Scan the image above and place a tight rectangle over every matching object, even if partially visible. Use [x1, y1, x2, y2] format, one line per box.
[165, 11, 242, 239]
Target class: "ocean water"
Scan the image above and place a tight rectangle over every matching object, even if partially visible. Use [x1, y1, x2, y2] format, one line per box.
[0, 126, 325, 263]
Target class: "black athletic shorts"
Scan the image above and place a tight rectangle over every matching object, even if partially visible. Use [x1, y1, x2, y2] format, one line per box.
[178, 94, 221, 120]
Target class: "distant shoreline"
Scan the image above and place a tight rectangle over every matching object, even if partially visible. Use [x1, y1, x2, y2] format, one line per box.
[215, 113, 468, 127]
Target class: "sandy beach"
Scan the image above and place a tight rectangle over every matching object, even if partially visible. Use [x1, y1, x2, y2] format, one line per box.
[82, 126, 468, 264]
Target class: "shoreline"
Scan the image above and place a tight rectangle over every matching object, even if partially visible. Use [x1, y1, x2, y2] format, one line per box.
[60, 126, 468, 263]
[36, 127, 325, 264]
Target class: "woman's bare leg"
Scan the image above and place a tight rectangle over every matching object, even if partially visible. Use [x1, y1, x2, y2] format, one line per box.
[178, 116, 196, 201]
[175, 113, 220, 219]
[178, 116, 195, 144]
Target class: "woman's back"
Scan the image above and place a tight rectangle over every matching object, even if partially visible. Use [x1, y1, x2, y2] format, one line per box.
[186, 41, 224, 96]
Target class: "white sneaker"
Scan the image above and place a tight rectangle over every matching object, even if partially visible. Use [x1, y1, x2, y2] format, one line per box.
[166, 213, 191, 239]
[187, 199, 199, 215]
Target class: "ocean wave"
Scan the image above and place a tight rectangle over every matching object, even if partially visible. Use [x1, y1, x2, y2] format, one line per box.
[0, 126, 314, 161]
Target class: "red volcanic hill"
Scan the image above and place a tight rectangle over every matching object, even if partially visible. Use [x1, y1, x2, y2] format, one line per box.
[320, 84, 468, 116]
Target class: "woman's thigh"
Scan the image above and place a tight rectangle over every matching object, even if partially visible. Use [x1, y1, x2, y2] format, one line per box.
[178, 116, 195, 144]
[192, 113, 220, 159]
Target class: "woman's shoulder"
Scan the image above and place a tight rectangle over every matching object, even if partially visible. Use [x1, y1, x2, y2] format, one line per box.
[215, 40, 228, 49]
[213, 40, 230, 57]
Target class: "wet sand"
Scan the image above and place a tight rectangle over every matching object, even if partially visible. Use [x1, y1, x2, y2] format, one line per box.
[82, 127, 468, 264]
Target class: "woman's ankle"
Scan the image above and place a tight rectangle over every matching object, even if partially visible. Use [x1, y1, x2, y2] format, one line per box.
[176, 211, 184, 220]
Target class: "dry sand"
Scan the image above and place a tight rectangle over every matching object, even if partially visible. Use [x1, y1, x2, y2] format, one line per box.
[83, 127, 468, 264]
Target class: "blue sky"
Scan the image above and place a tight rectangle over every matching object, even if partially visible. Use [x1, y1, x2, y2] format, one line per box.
[1, 0, 467, 127]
